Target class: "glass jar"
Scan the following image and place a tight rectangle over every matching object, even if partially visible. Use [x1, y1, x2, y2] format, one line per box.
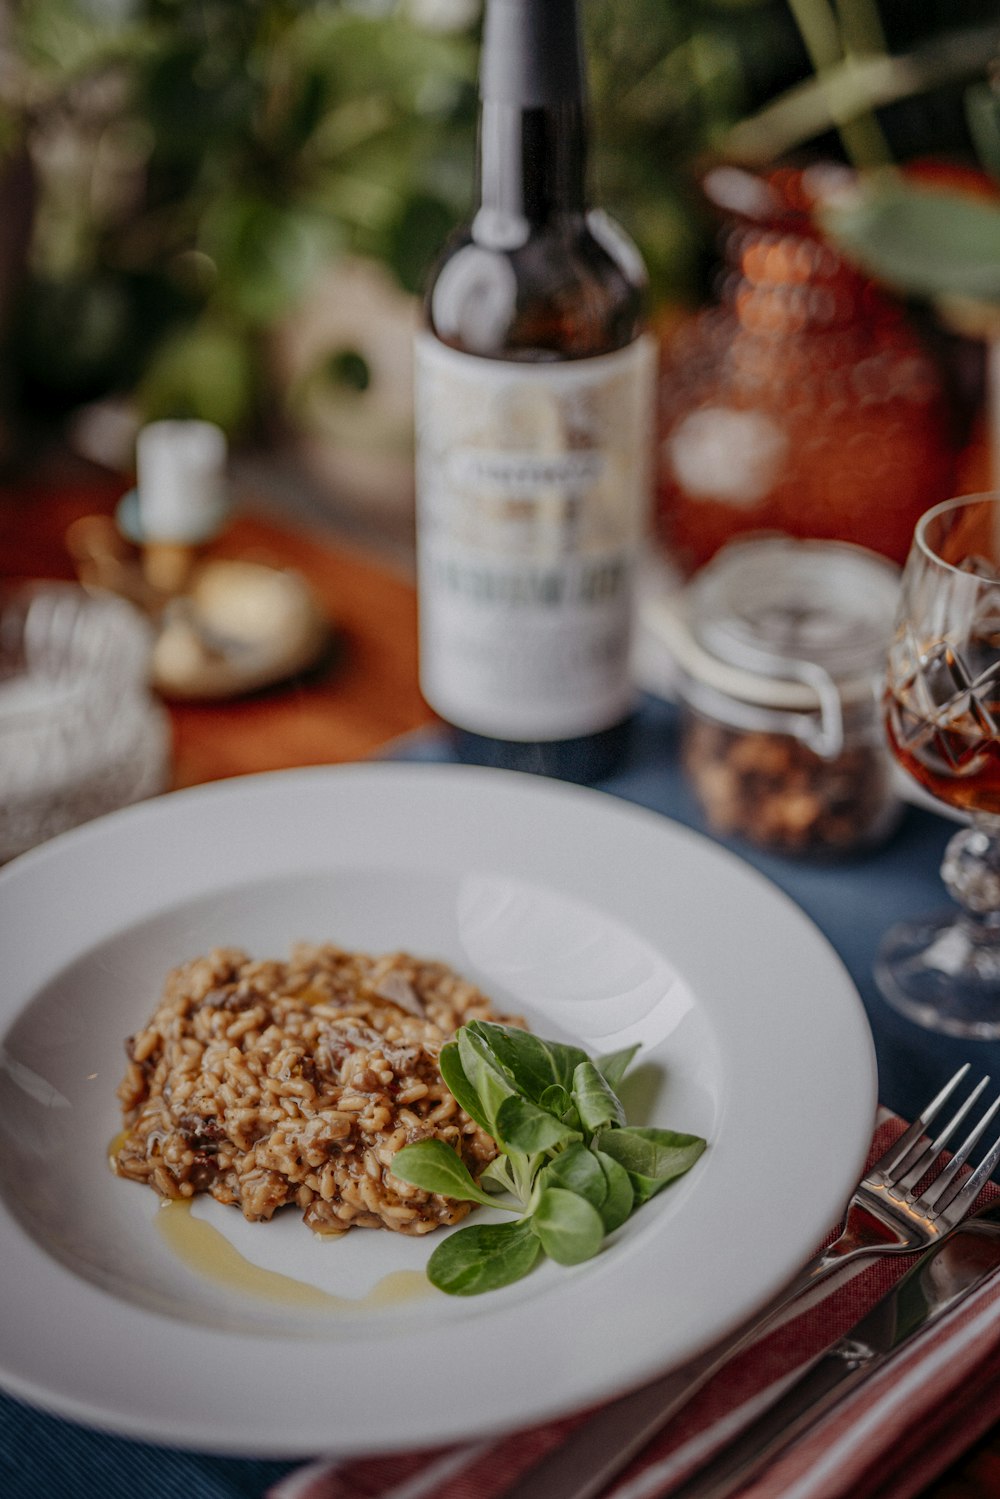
[0, 583, 171, 862]
[656, 536, 903, 857]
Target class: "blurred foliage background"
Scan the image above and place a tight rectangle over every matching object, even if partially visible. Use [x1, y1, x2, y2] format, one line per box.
[1, 0, 999, 465]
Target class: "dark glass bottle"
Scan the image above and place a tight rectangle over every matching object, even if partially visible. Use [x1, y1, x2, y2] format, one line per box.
[413, 0, 654, 782]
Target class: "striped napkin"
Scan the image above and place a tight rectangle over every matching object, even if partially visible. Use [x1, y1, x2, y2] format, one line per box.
[268, 1112, 1000, 1499]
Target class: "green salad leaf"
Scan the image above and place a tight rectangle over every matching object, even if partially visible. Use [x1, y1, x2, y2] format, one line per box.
[593, 1149, 635, 1232]
[538, 1141, 608, 1208]
[457, 1027, 516, 1130]
[594, 1043, 641, 1091]
[572, 1059, 626, 1132]
[495, 1094, 582, 1154]
[437, 1041, 491, 1133]
[532, 1187, 606, 1265]
[389, 1138, 509, 1210]
[389, 1022, 707, 1295]
[426, 1219, 541, 1295]
[466, 1020, 589, 1102]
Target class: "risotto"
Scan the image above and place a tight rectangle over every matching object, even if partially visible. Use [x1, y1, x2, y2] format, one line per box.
[113, 943, 514, 1235]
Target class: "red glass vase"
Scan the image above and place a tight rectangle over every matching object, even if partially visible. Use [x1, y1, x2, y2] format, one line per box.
[656, 165, 958, 575]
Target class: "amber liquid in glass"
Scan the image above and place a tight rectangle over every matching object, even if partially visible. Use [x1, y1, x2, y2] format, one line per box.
[414, 0, 651, 783]
[884, 639, 1000, 816]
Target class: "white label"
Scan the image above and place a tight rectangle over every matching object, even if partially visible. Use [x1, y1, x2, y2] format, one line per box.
[414, 334, 655, 740]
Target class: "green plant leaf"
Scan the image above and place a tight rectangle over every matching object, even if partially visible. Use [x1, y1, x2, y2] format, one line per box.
[531, 1187, 606, 1266]
[818, 180, 1000, 304]
[495, 1095, 582, 1155]
[595, 1126, 707, 1186]
[418, 1024, 706, 1294]
[199, 195, 335, 325]
[438, 1041, 492, 1133]
[572, 1059, 626, 1133]
[595, 1043, 641, 1091]
[539, 1082, 582, 1132]
[628, 1172, 672, 1206]
[467, 1020, 588, 1101]
[538, 1082, 576, 1119]
[138, 319, 256, 433]
[389, 1140, 505, 1209]
[594, 1149, 635, 1232]
[479, 1155, 517, 1194]
[458, 1027, 516, 1131]
[965, 81, 1000, 186]
[427, 1219, 542, 1295]
[539, 1142, 608, 1210]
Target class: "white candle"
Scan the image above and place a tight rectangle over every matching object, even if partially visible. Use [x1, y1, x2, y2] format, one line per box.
[136, 420, 227, 542]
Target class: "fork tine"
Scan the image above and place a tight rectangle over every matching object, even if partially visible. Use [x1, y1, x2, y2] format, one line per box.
[895, 1076, 992, 1195]
[918, 1093, 1000, 1212]
[871, 1063, 972, 1181]
[935, 1128, 1000, 1226]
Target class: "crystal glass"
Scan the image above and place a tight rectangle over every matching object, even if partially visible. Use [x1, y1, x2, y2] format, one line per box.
[877, 493, 1000, 1036]
[0, 584, 171, 862]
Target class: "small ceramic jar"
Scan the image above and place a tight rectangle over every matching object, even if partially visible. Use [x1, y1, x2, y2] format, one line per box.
[656, 536, 903, 857]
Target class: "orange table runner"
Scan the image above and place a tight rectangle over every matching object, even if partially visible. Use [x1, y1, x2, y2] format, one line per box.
[0, 462, 436, 789]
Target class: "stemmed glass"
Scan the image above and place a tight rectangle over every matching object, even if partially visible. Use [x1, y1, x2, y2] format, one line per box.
[877, 492, 1000, 1037]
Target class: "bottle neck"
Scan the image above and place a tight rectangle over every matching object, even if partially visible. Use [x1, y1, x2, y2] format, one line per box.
[477, 102, 588, 222]
[475, 0, 589, 226]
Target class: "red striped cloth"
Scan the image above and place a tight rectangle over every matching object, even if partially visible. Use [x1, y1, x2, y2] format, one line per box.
[268, 1113, 1000, 1499]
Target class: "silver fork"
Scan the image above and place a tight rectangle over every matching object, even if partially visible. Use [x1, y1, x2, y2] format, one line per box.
[761, 1061, 1000, 1305]
[508, 1063, 1000, 1499]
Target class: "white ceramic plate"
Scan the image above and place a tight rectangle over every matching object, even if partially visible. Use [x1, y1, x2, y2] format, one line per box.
[0, 763, 876, 1457]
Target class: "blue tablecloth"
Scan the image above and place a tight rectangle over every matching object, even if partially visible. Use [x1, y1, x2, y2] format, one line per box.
[2, 695, 992, 1499]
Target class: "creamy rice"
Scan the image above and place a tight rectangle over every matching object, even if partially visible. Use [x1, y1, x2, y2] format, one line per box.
[113, 943, 513, 1235]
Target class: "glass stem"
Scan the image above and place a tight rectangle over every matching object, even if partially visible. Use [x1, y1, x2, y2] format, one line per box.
[940, 821, 1000, 934]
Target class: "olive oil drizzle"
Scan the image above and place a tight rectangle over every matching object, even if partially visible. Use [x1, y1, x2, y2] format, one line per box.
[156, 1199, 432, 1311]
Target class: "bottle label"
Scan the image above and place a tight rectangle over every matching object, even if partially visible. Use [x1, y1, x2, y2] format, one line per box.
[414, 334, 656, 740]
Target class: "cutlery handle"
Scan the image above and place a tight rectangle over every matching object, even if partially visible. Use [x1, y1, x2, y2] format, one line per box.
[505, 1365, 716, 1499]
[667, 1344, 875, 1499]
[505, 1248, 872, 1499]
[506, 1191, 924, 1499]
[644, 1213, 1000, 1499]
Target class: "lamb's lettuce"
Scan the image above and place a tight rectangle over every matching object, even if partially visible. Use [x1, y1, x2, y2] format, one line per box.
[391, 1021, 706, 1295]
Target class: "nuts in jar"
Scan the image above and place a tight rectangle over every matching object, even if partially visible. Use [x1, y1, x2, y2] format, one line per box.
[651, 536, 903, 857]
[682, 713, 898, 856]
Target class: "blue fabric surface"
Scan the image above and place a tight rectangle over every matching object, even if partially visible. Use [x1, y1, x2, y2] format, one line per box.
[1, 694, 990, 1498]
[0, 1398, 292, 1499]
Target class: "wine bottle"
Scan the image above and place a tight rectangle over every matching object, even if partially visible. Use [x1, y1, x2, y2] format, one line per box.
[413, 0, 655, 782]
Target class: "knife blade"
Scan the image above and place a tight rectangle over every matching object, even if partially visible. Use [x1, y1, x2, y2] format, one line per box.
[663, 1195, 1000, 1499]
[506, 1197, 1000, 1499]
